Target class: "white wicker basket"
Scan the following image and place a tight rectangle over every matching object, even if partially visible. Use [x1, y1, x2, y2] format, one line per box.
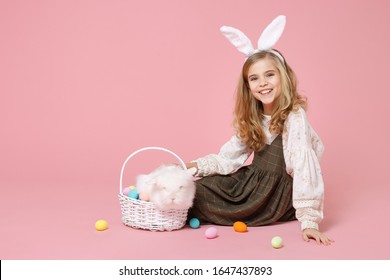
[119, 147, 189, 231]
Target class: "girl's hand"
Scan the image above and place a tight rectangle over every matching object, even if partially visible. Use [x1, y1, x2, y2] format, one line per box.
[302, 228, 334, 245]
[185, 162, 198, 170]
[185, 162, 198, 175]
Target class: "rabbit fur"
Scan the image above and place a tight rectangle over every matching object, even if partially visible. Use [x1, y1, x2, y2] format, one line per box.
[136, 165, 196, 211]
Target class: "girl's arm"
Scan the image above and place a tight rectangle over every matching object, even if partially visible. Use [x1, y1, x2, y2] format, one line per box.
[283, 108, 333, 244]
[188, 135, 252, 177]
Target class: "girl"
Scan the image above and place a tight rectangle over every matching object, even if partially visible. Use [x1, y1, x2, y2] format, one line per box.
[186, 16, 333, 245]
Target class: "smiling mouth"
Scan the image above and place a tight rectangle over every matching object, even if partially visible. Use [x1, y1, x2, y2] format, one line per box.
[259, 89, 273, 95]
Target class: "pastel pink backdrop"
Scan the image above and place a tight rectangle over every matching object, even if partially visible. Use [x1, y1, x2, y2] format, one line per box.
[1, 0, 390, 259]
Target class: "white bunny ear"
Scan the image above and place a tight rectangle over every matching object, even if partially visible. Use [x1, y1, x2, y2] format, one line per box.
[220, 25, 255, 56]
[257, 15, 286, 51]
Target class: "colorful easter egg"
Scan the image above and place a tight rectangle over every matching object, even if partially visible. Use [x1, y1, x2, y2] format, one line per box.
[139, 192, 149, 201]
[95, 220, 108, 231]
[205, 227, 218, 239]
[127, 189, 139, 199]
[122, 187, 131, 196]
[271, 236, 283, 249]
[189, 218, 200, 229]
[233, 221, 247, 233]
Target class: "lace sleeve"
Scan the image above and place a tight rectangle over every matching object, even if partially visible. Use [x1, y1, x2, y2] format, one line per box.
[283, 108, 325, 230]
[192, 135, 252, 177]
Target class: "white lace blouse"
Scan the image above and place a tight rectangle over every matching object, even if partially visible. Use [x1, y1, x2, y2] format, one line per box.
[192, 107, 325, 231]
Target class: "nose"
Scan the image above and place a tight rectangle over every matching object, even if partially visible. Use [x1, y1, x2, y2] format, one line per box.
[259, 79, 268, 87]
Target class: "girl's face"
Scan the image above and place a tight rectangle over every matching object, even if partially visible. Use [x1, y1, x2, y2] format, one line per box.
[247, 57, 281, 115]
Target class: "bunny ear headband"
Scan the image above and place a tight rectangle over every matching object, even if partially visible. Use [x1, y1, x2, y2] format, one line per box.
[220, 15, 286, 62]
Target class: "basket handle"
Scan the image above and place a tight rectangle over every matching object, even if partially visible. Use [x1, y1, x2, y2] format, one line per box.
[119, 146, 187, 193]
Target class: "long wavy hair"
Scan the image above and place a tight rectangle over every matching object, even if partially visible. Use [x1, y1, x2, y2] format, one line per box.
[233, 50, 307, 151]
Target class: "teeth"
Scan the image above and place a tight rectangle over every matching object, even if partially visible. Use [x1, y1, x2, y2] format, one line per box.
[260, 89, 272, 94]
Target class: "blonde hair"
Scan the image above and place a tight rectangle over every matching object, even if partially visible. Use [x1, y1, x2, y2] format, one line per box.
[233, 50, 307, 151]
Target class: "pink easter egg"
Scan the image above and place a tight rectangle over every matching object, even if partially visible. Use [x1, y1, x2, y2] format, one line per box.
[139, 192, 149, 202]
[205, 227, 218, 239]
[122, 187, 130, 196]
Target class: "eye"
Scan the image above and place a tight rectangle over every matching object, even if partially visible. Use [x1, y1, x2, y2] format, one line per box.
[266, 73, 275, 78]
[249, 77, 258, 81]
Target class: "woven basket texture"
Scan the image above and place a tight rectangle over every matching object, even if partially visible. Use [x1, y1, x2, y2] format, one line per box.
[119, 194, 188, 231]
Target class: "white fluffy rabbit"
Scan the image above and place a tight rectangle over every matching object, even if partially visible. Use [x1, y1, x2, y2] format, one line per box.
[136, 165, 196, 211]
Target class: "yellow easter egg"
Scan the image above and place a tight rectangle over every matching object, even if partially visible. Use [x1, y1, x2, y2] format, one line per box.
[95, 220, 108, 231]
[233, 221, 247, 232]
[129, 185, 136, 190]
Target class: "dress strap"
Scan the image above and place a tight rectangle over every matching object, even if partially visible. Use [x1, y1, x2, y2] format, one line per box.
[251, 135, 287, 175]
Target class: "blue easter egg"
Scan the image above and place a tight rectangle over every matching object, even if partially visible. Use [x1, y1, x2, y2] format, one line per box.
[189, 218, 200, 229]
[127, 189, 139, 200]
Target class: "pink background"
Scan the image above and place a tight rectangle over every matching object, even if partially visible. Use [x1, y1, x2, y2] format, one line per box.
[1, 0, 390, 259]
